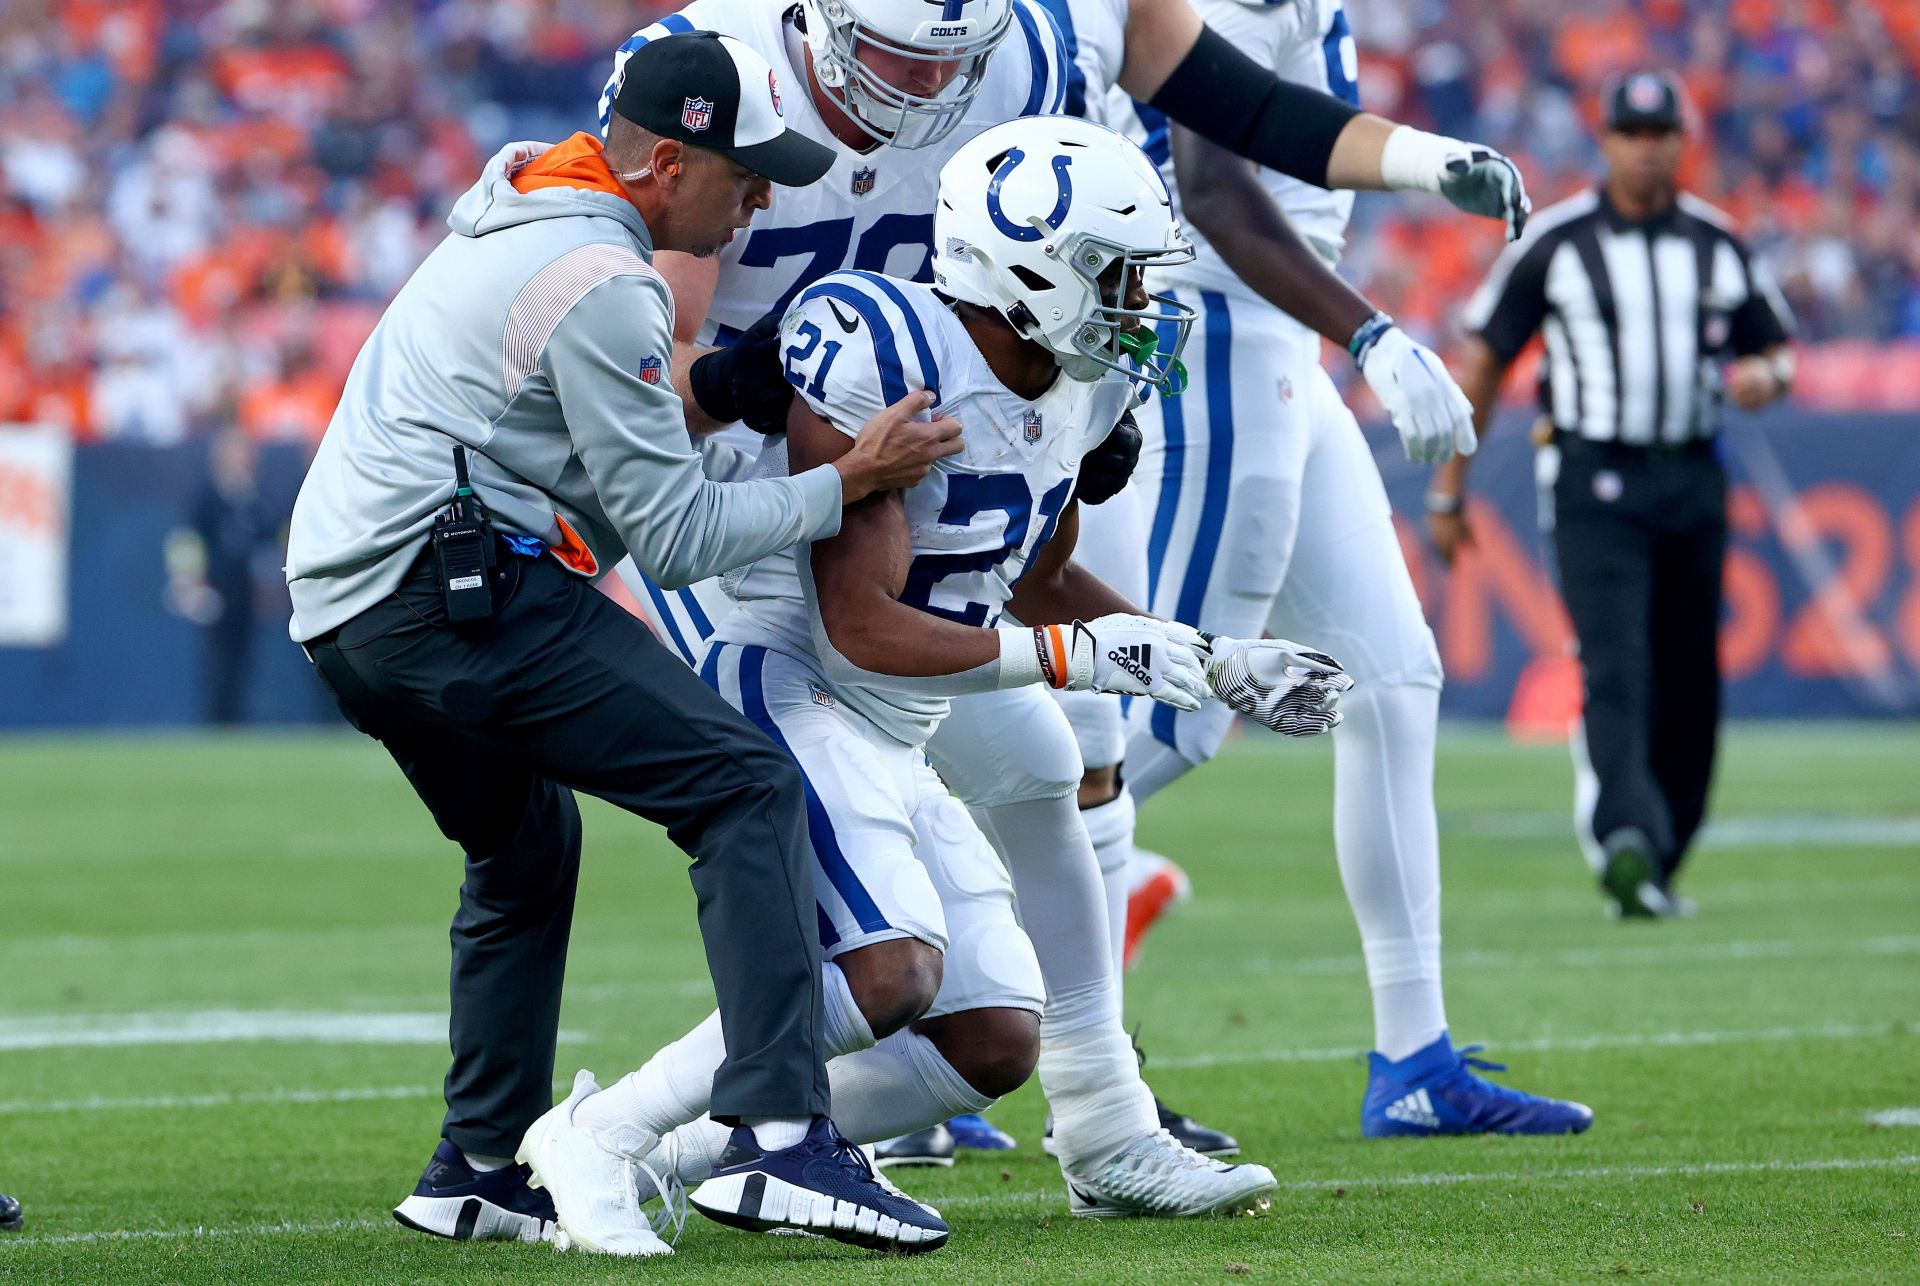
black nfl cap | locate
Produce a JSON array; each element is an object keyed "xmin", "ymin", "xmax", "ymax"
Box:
[
  {"xmin": 610, "ymin": 31, "xmax": 833, "ymax": 187},
  {"xmin": 1606, "ymin": 70, "xmax": 1685, "ymax": 132}
]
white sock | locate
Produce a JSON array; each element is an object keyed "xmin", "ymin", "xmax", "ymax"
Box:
[
  {"xmin": 1333, "ymin": 680, "xmax": 1447, "ymax": 1061},
  {"xmin": 744, "ymin": 1116, "xmax": 809, "ymax": 1150},
  {"xmin": 970, "ymin": 796, "xmax": 1118, "ymax": 1040},
  {"xmin": 1079, "ymin": 787, "xmax": 1136, "ymax": 1003},
  {"xmin": 462, "ymin": 1150, "xmax": 511, "ymax": 1173},
  {"xmin": 822, "ymin": 1029, "xmax": 994, "ymax": 1143},
  {"xmin": 576, "ymin": 962, "xmax": 874, "ymax": 1156},
  {"xmin": 1037, "ymin": 1027, "xmax": 1157, "ymax": 1171}
]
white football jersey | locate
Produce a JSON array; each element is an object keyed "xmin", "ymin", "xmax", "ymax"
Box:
[
  {"xmin": 716, "ymin": 270, "xmax": 1131, "ymax": 745},
  {"xmin": 1031, "ymin": 0, "xmax": 1127, "ymax": 121},
  {"xmin": 600, "ymin": 0, "xmax": 1070, "ymax": 346},
  {"xmin": 1106, "ymin": 0, "xmax": 1360, "ymax": 295}
]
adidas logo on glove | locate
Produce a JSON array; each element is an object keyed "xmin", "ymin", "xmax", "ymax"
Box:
[{"xmin": 1108, "ymin": 643, "xmax": 1153, "ymax": 686}]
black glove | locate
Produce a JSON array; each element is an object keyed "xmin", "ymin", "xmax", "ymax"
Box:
[
  {"xmin": 687, "ymin": 308, "xmax": 795, "ymax": 435},
  {"xmin": 1073, "ymin": 408, "xmax": 1143, "ymax": 505}
]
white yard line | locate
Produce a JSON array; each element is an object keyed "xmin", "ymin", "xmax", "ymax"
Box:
[
  {"xmin": 1151, "ymin": 1020, "xmax": 1919, "ymax": 1070},
  {"xmin": 0, "ymin": 1084, "xmax": 438, "ymax": 1116},
  {"xmin": 1866, "ymin": 1108, "xmax": 1920, "ymax": 1128},
  {"xmin": 9, "ymin": 1155, "xmax": 1915, "ymax": 1248},
  {"xmin": 0, "ymin": 1009, "xmax": 587, "ymax": 1051},
  {"xmin": 1221, "ymin": 934, "xmax": 1920, "ymax": 979}
]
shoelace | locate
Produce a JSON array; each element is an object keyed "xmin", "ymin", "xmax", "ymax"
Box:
[
  {"xmin": 633, "ymin": 1155, "xmax": 687, "ymax": 1246},
  {"xmin": 1457, "ymin": 1045, "xmax": 1511, "ymax": 1075},
  {"xmin": 1124, "ymin": 1129, "xmax": 1225, "ymax": 1177}
]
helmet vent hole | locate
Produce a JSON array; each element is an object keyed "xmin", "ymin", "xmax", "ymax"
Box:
[{"xmin": 1010, "ymin": 265, "xmax": 1054, "ymax": 292}]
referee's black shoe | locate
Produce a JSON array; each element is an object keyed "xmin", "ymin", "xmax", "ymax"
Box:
[
  {"xmin": 1600, "ymin": 829, "xmax": 1685, "ymax": 920},
  {"xmin": 393, "ymin": 1140, "xmax": 556, "ymax": 1242},
  {"xmin": 1, "ymin": 1192, "xmax": 22, "ymax": 1232}
]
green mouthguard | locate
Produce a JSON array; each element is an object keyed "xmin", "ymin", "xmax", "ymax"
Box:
[{"xmin": 1116, "ymin": 328, "xmax": 1189, "ymax": 396}]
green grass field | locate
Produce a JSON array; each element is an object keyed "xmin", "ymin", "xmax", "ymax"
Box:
[{"xmin": 1, "ymin": 723, "xmax": 1916, "ymax": 1283}]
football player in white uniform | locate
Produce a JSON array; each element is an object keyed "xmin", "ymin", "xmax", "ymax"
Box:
[
  {"xmin": 606, "ymin": 0, "xmax": 1539, "ymax": 1161},
  {"xmin": 521, "ymin": 119, "xmax": 1350, "ymax": 1252},
  {"xmin": 1084, "ymin": 0, "xmax": 1592, "ymax": 1138}
]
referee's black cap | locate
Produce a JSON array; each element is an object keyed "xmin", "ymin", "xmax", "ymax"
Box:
[
  {"xmin": 609, "ymin": 31, "xmax": 833, "ymax": 187},
  {"xmin": 1605, "ymin": 70, "xmax": 1685, "ymax": 133}
]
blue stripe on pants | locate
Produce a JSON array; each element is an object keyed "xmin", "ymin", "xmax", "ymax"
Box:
[
  {"xmin": 733, "ymin": 645, "xmax": 891, "ymax": 945},
  {"xmin": 1151, "ymin": 291, "xmax": 1234, "ymax": 749},
  {"xmin": 1144, "ymin": 289, "xmax": 1186, "ymax": 612}
]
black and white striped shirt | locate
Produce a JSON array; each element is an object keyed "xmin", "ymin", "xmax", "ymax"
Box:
[{"xmin": 1462, "ymin": 188, "xmax": 1793, "ymax": 444}]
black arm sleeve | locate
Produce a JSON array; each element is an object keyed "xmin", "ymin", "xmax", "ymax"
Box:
[
  {"xmin": 1726, "ymin": 237, "xmax": 1793, "ymax": 356},
  {"xmin": 1147, "ymin": 24, "xmax": 1359, "ymax": 191}
]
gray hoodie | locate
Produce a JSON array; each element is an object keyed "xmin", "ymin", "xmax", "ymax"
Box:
[{"xmin": 285, "ymin": 139, "xmax": 842, "ymax": 642}]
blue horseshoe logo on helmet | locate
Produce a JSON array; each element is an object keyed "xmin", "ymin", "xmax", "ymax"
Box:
[{"xmin": 986, "ymin": 148, "xmax": 1073, "ymax": 242}]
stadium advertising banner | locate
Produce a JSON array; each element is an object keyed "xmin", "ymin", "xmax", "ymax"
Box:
[
  {"xmin": 1375, "ymin": 409, "xmax": 1920, "ymax": 724},
  {"xmin": 0, "ymin": 425, "xmax": 72, "ymax": 647}
]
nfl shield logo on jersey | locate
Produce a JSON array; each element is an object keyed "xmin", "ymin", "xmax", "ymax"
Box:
[
  {"xmin": 851, "ymin": 166, "xmax": 877, "ymax": 197},
  {"xmin": 681, "ymin": 96, "xmax": 714, "ymax": 132},
  {"xmin": 1023, "ymin": 409, "xmax": 1043, "ymax": 443},
  {"xmin": 639, "ymin": 355, "xmax": 664, "ymax": 384}
]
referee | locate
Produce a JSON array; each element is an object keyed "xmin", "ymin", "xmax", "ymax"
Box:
[
  {"xmin": 1430, "ymin": 71, "xmax": 1794, "ymax": 919},
  {"xmin": 287, "ymin": 33, "xmax": 954, "ymax": 1249}
]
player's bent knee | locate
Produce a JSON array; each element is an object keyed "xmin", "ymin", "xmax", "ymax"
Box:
[
  {"xmin": 836, "ymin": 938, "xmax": 944, "ymax": 1038},
  {"xmin": 915, "ymin": 1007, "xmax": 1042, "ymax": 1100}
]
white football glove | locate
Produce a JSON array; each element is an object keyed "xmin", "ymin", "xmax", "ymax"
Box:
[
  {"xmin": 1378, "ymin": 126, "xmax": 1531, "ymax": 242},
  {"xmin": 1360, "ymin": 325, "xmax": 1478, "ymax": 465},
  {"xmin": 1201, "ymin": 637, "xmax": 1353, "ymax": 737},
  {"xmin": 1036, "ymin": 615, "xmax": 1210, "ymax": 711}
]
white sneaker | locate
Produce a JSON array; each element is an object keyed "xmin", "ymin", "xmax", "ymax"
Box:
[
  {"xmin": 1062, "ymin": 1129, "xmax": 1275, "ymax": 1218},
  {"xmin": 516, "ymin": 1070, "xmax": 671, "ymax": 1256}
]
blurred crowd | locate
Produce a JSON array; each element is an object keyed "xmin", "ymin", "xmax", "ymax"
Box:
[{"xmin": 1, "ymin": 0, "xmax": 1916, "ymax": 446}]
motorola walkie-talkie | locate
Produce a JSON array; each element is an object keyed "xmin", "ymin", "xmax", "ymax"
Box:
[{"xmin": 432, "ymin": 446, "xmax": 497, "ymax": 623}]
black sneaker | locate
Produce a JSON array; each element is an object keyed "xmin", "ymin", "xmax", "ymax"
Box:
[
  {"xmin": 690, "ymin": 1117, "xmax": 949, "ymax": 1253},
  {"xmin": 872, "ymin": 1122, "xmax": 957, "ymax": 1168},
  {"xmin": 393, "ymin": 1139, "xmax": 556, "ymax": 1242},
  {"xmin": 0, "ymin": 1193, "xmax": 21, "ymax": 1233},
  {"xmin": 1600, "ymin": 829, "xmax": 1672, "ymax": 919}
]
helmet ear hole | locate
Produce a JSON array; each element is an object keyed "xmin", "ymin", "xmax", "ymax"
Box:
[{"xmin": 1009, "ymin": 265, "xmax": 1053, "ymax": 293}]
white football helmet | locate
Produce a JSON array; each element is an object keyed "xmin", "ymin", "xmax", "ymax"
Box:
[
  {"xmin": 932, "ymin": 116, "xmax": 1196, "ymax": 394},
  {"xmin": 798, "ymin": 0, "xmax": 1015, "ymax": 150}
]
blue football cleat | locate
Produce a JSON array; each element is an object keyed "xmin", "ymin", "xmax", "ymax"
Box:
[
  {"xmin": 1362, "ymin": 1034, "xmax": 1594, "ymax": 1138},
  {"xmin": 947, "ymin": 1113, "xmax": 1017, "ymax": 1151},
  {"xmin": 690, "ymin": 1117, "xmax": 949, "ymax": 1253},
  {"xmin": 393, "ymin": 1139, "xmax": 556, "ymax": 1241}
]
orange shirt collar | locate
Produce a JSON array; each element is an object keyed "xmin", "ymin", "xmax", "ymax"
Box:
[{"xmin": 510, "ymin": 133, "xmax": 637, "ymax": 208}]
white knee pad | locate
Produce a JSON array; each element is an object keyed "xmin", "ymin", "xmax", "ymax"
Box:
[
  {"xmin": 929, "ymin": 686, "xmax": 1084, "ymax": 806},
  {"xmin": 911, "ymin": 777, "xmax": 1048, "ymax": 1018}
]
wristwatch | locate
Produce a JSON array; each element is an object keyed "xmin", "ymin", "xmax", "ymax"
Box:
[{"xmin": 1425, "ymin": 491, "xmax": 1464, "ymax": 516}]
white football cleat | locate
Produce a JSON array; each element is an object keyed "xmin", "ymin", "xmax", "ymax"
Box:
[
  {"xmin": 1062, "ymin": 1129, "xmax": 1276, "ymax": 1219},
  {"xmin": 516, "ymin": 1069, "xmax": 672, "ymax": 1257}
]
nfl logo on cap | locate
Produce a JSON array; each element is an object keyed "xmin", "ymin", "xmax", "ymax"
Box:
[
  {"xmin": 1023, "ymin": 409, "xmax": 1043, "ymax": 443},
  {"xmin": 851, "ymin": 166, "xmax": 877, "ymax": 197},
  {"xmin": 639, "ymin": 355, "xmax": 664, "ymax": 384},
  {"xmin": 681, "ymin": 96, "xmax": 714, "ymax": 132}
]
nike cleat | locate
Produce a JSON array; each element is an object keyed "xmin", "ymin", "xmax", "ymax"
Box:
[
  {"xmin": 947, "ymin": 1113, "xmax": 1017, "ymax": 1151},
  {"xmin": 516, "ymin": 1069, "xmax": 672, "ymax": 1256},
  {"xmin": 1044, "ymin": 1097, "xmax": 1239, "ymax": 1160},
  {"xmin": 1362, "ymin": 1033, "xmax": 1594, "ymax": 1137},
  {"xmin": 872, "ymin": 1122, "xmax": 956, "ymax": 1168},
  {"xmin": 690, "ymin": 1117, "xmax": 949, "ymax": 1253},
  {"xmin": 1063, "ymin": 1130, "xmax": 1274, "ymax": 1218},
  {"xmin": 392, "ymin": 1139, "xmax": 555, "ymax": 1242},
  {"xmin": 1124, "ymin": 849, "xmax": 1192, "ymax": 969}
]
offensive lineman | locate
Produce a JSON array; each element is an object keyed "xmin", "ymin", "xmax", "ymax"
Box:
[
  {"xmin": 519, "ymin": 117, "xmax": 1351, "ymax": 1254},
  {"xmin": 1102, "ymin": 0, "xmax": 1592, "ymax": 1136}
]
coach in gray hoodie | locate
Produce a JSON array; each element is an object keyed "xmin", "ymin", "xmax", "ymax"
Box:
[{"xmin": 289, "ymin": 32, "xmax": 957, "ymax": 1250}]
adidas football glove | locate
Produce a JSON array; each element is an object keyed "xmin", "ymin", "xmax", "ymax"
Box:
[
  {"xmin": 1032, "ymin": 615, "xmax": 1210, "ymax": 711},
  {"xmin": 1202, "ymin": 637, "xmax": 1354, "ymax": 737}
]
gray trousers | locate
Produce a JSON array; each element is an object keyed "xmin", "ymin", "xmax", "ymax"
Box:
[{"xmin": 307, "ymin": 549, "xmax": 829, "ymax": 1156}]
